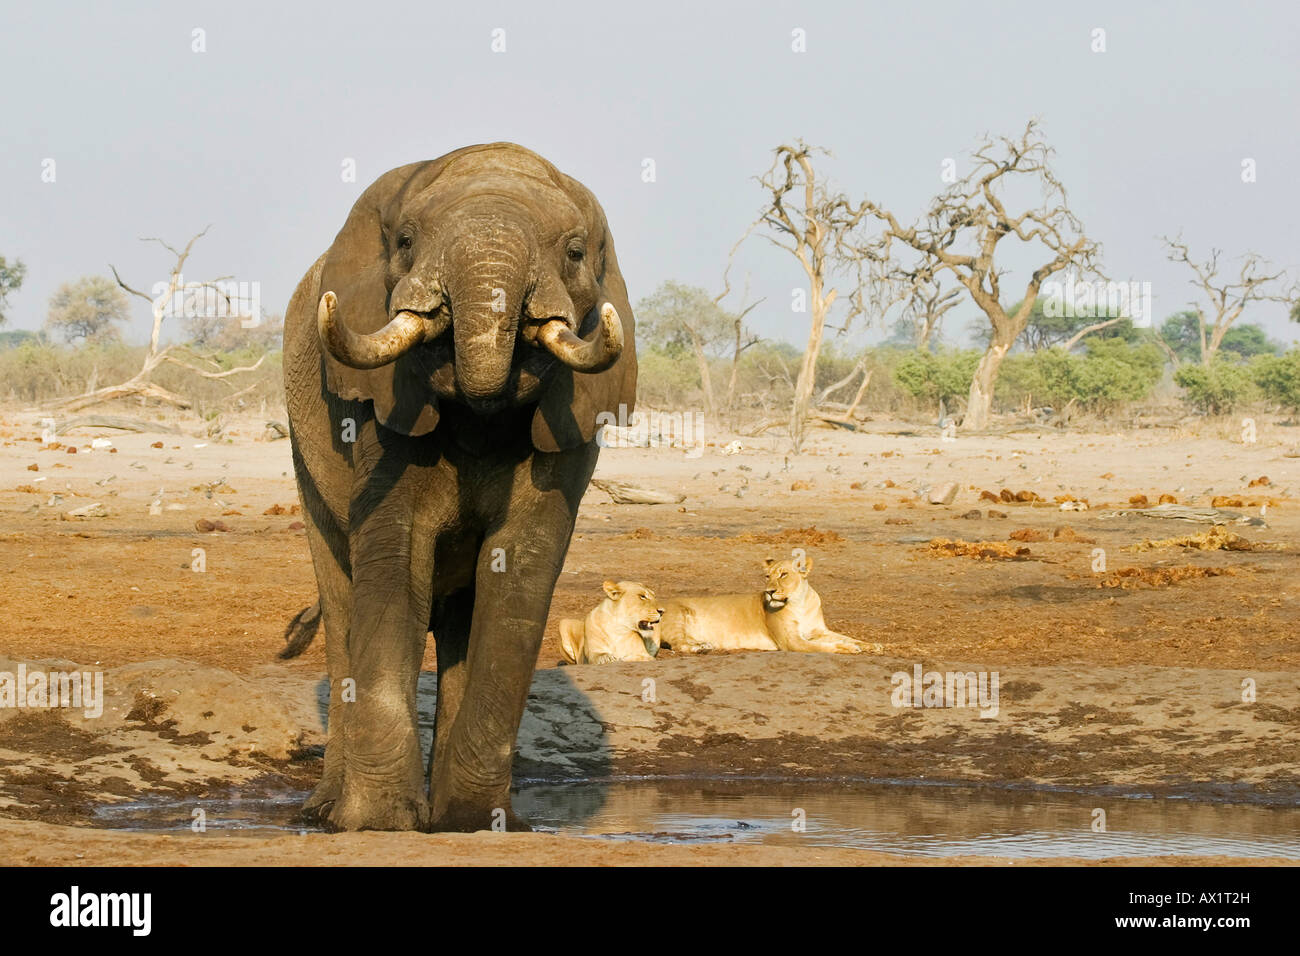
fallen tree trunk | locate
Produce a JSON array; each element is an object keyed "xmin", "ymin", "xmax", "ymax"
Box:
[
  {"xmin": 52, "ymin": 381, "xmax": 192, "ymax": 413},
  {"xmin": 1098, "ymin": 504, "xmax": 1264, "ymax": 526},
  {"xmin": 742, "ymin": 418, "xmax": 786, "ymax": 437},
  {"xmin": 812, "ymin": 416, "xmax": 859, "ymax": 431},
  {"xmin": 589, "ymin": 479, "xmax": 686, "ymax": 505},
  {"xmin": 53, "ymin": 415, "xmax": 183, "ymax": 436}
]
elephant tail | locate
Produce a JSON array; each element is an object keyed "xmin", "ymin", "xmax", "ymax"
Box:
[
  {"xmin": 558, "ymin": 619, "xmax": 584, "ymax": 665},
  {"xmin": 280, "ymin": 599, "xmax": 323, "ymax": 659}
]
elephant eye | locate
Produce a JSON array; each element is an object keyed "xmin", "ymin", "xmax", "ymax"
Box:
[
  {"xmin": 566, "ymin": 240, "xmax": 585, "ymax": 262},
  {"xmin": 396, "ymin": 233, "xmax": 413, "ymax": 250}
]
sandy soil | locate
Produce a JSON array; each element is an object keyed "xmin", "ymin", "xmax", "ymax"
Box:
[{"xmin": 0, "ymin": 405, "xmax": 1297, "ymax": 864}]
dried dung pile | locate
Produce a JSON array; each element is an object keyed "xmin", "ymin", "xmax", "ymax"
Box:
[
  {"xmin": 924, "ymin": 538, "xmax": 1031, "ymax": 560},
  {"xmin": 1126, "ymin": 525, "xmax": 1255, "ymax": 553},
  {"xmin": 1099, "ymin": 566, "xmax": 1236, "ymax": 588}
]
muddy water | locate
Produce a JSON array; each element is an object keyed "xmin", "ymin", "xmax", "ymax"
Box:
[
  {"xmin": 517, "ymin": 780, "xmax": 1300, "ymax": 858},
  {"xmin": 91, "ymin": 779, "xmax": 1300, "ymax": 859}
]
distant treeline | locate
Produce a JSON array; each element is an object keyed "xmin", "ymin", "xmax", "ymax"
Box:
[
  {"xmin": 0, "ymin": 337, "xmax": 284, "ymax": 418},
  {"xmin": 3, "ymin": 322, "xmax": 1296, "ymax": 424}
]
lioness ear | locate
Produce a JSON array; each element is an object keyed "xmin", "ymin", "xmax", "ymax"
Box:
[
  {"xmin": 532, "ymin": 176, "xmax": 637, "ymax": 453},
  {"xmin": 802, "ymin": 555, "xmax": 814, "ymax": 574},
  {"xmin": 602, "ymin": 580, "xmax": 623, "ymax": 601}
]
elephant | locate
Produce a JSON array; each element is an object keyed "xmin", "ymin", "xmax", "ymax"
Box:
[{"xmin": 281, "ymin": 143, "xmax": 637, "ymax": 832}]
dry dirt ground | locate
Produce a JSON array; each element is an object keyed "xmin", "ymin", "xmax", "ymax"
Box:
[{"xmin": 0, "ymin": 405, "xmax": 1297, "ymax": 865}]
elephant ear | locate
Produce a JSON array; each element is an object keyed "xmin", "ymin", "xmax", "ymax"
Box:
[
  {"xmin": 531, "ymin": 179, "xmax": 638, "ymax": 453},
  {"xmin": 317, "ymin": 151, "xmax": 476, "ymax": 437}
]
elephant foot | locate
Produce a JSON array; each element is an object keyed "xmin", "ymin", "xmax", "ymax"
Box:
[
  {"xmin": 326, "ymin": 779, "xmax": 430, "ymax": 832},
  {"xmin": 296, "ymin": 775, "xmax": 342, "ymax": 826}
]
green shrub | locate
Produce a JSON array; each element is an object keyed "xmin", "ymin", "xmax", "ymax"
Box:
[
  {"xmin": 1174, "ymin": 361, "xmax": 1256, "ymax": 413},
  {"xmin": 1072, "ymin": 338, "xmax": 1163, "ymax": 407},
  {"xmin": 997, "ymin": 339, "xmax": 1162, "ymax": 411},
  {"xmin": 892, "ymin": 349, "xmax": 980, "ymax": 408},
  {"xmin": 633, "ymin": 345, "xmax": 705, "ymax": 408},
  {"xmin": 1252, "ymin": 349, "xmax": 1300, "ymax": 413},
  {"xmin": 0, "ymin": 341, "xmax": 284, "ymax": 416}
]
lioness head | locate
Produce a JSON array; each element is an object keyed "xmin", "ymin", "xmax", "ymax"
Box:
[
  {"xmin": 602, "ymin": 580, "xmax": 664, "ymax": 643},
  {"xmin": 761, "ymin": 555, "xmax": 813, "ymax": 609}
]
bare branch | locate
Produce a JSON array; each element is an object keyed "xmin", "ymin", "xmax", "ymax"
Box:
[
  {"xmin": 746, "ymin": 141, "xmax": 881, "ymax": 449},
  {"xmin": 857, "ymin": 120, "xmax": 1103, "ymax": 428},
  {"xmin": 108, "ymin": 264, "xmax": 155, "ymax": 303},
  {"xmin": 73, "ymin": 226, "xmax": 266, "ymax": 413},
  {"xmin": 162, "ymin": 351, "xmax": 267, "ymax": 379},
  {"xmin": 1162, "ymin": 234, "xmax": 1291, "ymax": 364},
  {"xmin": 815, "ymin": 354, "xmax": 869, "ymax": 406},
  {"xmin": 1060, "ymin": 315, "xmax": 1127, "ymax": 352}
]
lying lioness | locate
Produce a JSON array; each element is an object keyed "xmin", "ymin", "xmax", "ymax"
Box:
[
  {"xmin": 559, "ymin": 581, "xmax": 664, "ymax": 664},
  {"xmin": 658, "ymin": 556, "xmax": 867, "ymax": 654}
]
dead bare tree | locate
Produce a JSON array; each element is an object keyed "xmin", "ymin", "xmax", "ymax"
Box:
[
  {"xmin": 748, "ymin": 142, "xmax": 874, "ymax": 450},
  {"xmin": 1150, "ymin": 327, "xmax": 1183, "ymax": 368},
  {"xmin": 636, "ymin": 280, "xmax": 732, "ymax": 420},
  {"xmin": 723, "ymin": 300, "xmax": 763, "ymax": 429},
  {"xmin": 813, "ymin": 355, "xmax": 872, "ymax": 424},
  {"xmin": 743, "ymin": 354, "xmax": 796, "ymax": 435},
  {"xmin": 867, "ymin": 257, "xmax": 962, "ymax": 350},
  {"xmin": 1060, "ymin": 314, "xmax": 1129, "ymax": 353},
  {"xmin": 55, "ymin": 227, "xmax": 265, "ymax": 412},
  {"xmin": 861, "ymin": 120, "xmax": 1103, "ymax": 429},
  {"xmin": 1162, "ymin": 235, "xmax": 1293, "ymax": 366},
  {"xmin": 713, "ymin": 242, "xmax": 765, "ymax": 429},
  {"xmin": 682, "ymin": 316, "xmax": 718, "ymax": 422},
  {"xmin": 901, "ymin": 262, "xmax": 962, "ymax": 349}
]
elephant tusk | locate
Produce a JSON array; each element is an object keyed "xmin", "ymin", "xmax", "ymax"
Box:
[
  {"xmin": 317, "ymin": 291, "xmax": 449, "ymax": 369},
  {"xmin": 537, "ymin": 302, "xmax": 624, "ymax": 373}
]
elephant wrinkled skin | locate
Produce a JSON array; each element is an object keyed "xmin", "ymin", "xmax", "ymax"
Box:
[{"xmin": 282, "ymin": 143, "xmax": 637, "ymax": 832}]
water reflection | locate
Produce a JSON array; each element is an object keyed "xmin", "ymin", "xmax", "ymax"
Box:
[
  {"xmin": 91, "ymin": 779, "xmax": 1300, "ymax": 859},
  {"xmin": 515, "ymin": 780, "xmax": 1300, "ymax": 859}
]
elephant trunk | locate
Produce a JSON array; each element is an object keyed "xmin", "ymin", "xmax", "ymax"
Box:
[{"xmin": 445, "ymin": 229, "xmax": 531, "ymax": 402}]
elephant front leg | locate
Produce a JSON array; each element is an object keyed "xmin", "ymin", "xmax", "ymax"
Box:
[
  {"xmin": 295, "ymin": 465, "xmax": 353, "ymax": 824},
  {"xmin": 327, "ymin": 518, "xmax": 432, "ymax": 832},
  {"xmin": 302, "ymin": 600, "xmax": 350, "ymax": 822},
  {"xmin": 427, "ymin": 500, "xmax": 576, "ymax": 832}
]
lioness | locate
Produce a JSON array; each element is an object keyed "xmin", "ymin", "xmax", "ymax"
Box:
[
  {"xmin": 559, "ymin": 581, "xmax": 664, "ymax": 664},
  {"xmin": 658, "ymin": 556, "xmax": 867, "ymax": 654}
]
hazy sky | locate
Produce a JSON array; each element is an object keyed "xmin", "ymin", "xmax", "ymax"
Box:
[{"xmin": 2, "ymin": 0, "xmax": 1297, "ymax": 349}]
